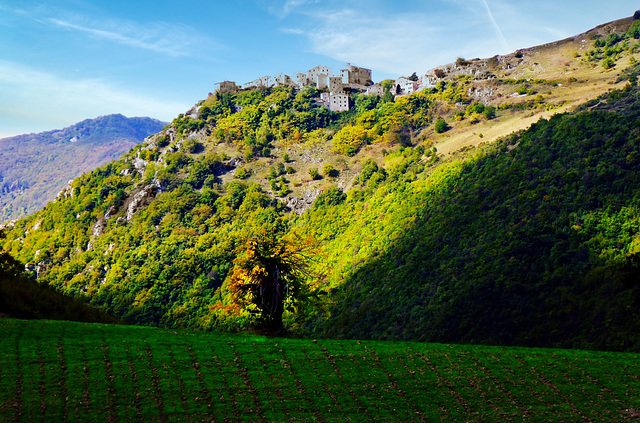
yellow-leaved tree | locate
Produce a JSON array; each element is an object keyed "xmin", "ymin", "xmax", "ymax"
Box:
[{"xmin": 227, "ymin": 230, "xmax": 319, "ymax": 334}]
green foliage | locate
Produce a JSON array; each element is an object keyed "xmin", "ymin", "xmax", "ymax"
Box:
[
  {"xmin": 298, "ymin": 85, "xmax": 640, "ymax": 350},
  {"xmin": 434, "ymin": 117, "xmax": 449, "ymax": 133},
  {"xmin": 308, "ymin": 168, "xmax": 321, "ymax": 180},
  {"xmin": 482, "ymin": 105, "xmax": 496, "ymax": 120},
  {"xmin": 603, "ymin": 58, "xmax": 615, "ymax": 69},
  {"xmin": 332, "ymin": 125, "xmax": 369, "ymax": 156},
  {"xmin": 313, "ymin": 186, "xmax": 346, "ymax": 208},
  {"xmin": 183, "ymin": 138, "xmax": 203, "ymax": 154},
  {"xmin": 322, "ymin": 163, "xmax": 337, "ymax": 178},
  {"xmin": 235, "ymin": 167, "xmax": 250, "ymax": 179}
]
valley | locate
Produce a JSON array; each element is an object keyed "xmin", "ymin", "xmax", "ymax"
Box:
[{"xmin": 2, "ymin": 14, "xmax": 640, "ymax": 349}]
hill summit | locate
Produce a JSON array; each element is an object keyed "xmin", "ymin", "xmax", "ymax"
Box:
[{"xmin": 0, "ymin": 114, "xmax": 167, "ymax": 221}]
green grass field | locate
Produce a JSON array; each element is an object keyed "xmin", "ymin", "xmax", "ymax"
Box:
[{"xmin": 1, "ymin": 319, "xmax": 639, "ymax": 422}]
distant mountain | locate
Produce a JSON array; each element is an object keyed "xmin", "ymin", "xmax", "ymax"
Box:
[{"xmin": 0, "ymin": 114, "xmax": 167, "ymax": 221}]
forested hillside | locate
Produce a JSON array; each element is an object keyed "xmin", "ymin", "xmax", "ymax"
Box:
[
  {"xmin": 2, "ymin": 16, "xmax": 640, "ymax": 351},
  {"xmin": 0, "ymin": 114, "xmax": 166, "ymax": 221}
]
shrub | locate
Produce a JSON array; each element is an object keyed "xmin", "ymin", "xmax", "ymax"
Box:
[
  {"xmin": 322, "ymin": 164, "xmax": 337, "ymax": 178},
  {"xmin": 313, "ymin": 186, "xmax": 346, "ymax": 208},
  {"xmin": 332, "ymin": 125, "xmax": 369, "ymax": 156},
  {"xmin": 434, "ymin": 118, "xmax": 449, "ymax": 133},
  {"xmin": 308, "ymin": 168, "xmax": 321, "ymax": 180},
  {"xmin": 157, "ymin": 135, "xmax": 169, "ymax": 148},
  {"xmin": 235, "ymin": 167, "xmax": 250, "ymax": 179},
  {"xmin": 483, "ymin": 106, "xmax": 496, "ymax": 120},
  {"xmin": 183, "ymin": 139, "xmax": 203, "ymax": 154},
  {"xmin": 603, "ymin": 58, "xmax": 615, "ymax": 70}
]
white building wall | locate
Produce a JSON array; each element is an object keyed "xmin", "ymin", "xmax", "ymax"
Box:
[
  {"xmin": 309, "ymin": 65, "xmax": 331, "ymax": 82},
  {"xmin": 330, "ymin": 93, "xmax": 349, "ymax": 112}
]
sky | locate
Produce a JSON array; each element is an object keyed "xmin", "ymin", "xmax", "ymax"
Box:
[{"xmin": 0, "ymin": 0, "xmax": 638, "ymax": 138}]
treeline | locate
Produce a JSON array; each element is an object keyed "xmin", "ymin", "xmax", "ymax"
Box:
[{"xmin": 299, "ymin": 83, "xmax": 640, "ymax": 351}]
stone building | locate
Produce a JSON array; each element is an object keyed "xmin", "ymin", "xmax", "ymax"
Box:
[
  {"xmin": 308, "ymin": 65, "xmax": 331, "ymax": 82},
  {"xmin": 274, "ymin": 73, "xmax": 294, "ymax": 87},
  {"xmin": 340, "ymin": 63, "xmax": 373, "ymax": 86},
  {"xmin": 315, "ymin": 73, "xmax": 328, "ymax": 90},
  {"xmin": 394, "ymin": 77, "xmax": 419, "ymax": 95},
  {"xmin": 329, "ymin": 93, "xmax": 349, "ymax": 112},
  {"xmin": 214, "ymin": 81, "xmax": 239, "ymax": 94},
  {"xmin": 293, "ymin": 73, "xmax": 309, "ymax": 88},
  {"xmin": 328, "ymin": 76, "xmax": 345, "ymax": 93},
  {"xmin": 365, "ymin": 83, "xmax": 385, "ymax": 96}
]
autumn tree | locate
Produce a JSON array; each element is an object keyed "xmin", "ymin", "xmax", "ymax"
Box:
[{"xmin": 227, "ymin": 231, "xmax": 318, "ymax": 334}]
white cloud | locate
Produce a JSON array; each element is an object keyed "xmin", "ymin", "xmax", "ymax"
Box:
[
  {"xmin": 284, "ymin": 7, "xmax": 497, "ymax": 76},
  {"xmin": 1, "ymin": 3, "xmax": 222, "ymax": 58},
  {"xmin": 0, "ymin": 60, "xmax": 189, "ymax": 136},
  {"xmin": 43, "ymin": 16, "xmax": 218, "ymax": 57}
]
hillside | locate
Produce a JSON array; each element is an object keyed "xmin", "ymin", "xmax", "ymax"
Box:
[
  {"xmin": 0, "ymin": 114, "xmax": 166, "ymax": 222},
  {"xmin": 1, "ymin": 319, "xmax": 639, "ymax": 422},
  {"xmin": 2, "ymin": 15, "xmax": 640, "ymax": 350}
]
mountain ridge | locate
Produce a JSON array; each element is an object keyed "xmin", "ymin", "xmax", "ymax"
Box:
[{"xmin": 0, "ymin": 114, "xmax": 167, "ymax": 221}]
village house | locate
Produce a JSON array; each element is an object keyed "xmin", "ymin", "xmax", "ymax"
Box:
[
  {"xmin": 214, "ymin": 81, "xmax": 239, "ymax": 94},
  {"xmin": 274, "ymin": 73, "xmax": 295, "ymax": 87},
  {"xmin": 340, "ymin": 63, "xmax": 373, "ymax": 86},
  {"xmin": 328, "ymin": 76, "xmax": 345, "ymax": 93},
  {"xmin": 394, "ymin": 77, "xmax": 419, "ymax": 95},
  {"xmin": 365, "ymin": 83, "xmax": 385, "ymax": 96},
  {"xmin": 308, "ymin": 65, "xmax": 331, "ymax": 82},
  {"xmin": 293, "ymin": 73, "xmax": 309, "ymax": 88},
  {"xmin": 420, "ymin": 73, "xmax": 438, "ymax": 89},
  {"xmin": 329, "ymin": 93, "xmax": 349, "ymax": 112},
  {"xmin": 315, "ymin": 73, "xmax": 328, "ymax": 90}
]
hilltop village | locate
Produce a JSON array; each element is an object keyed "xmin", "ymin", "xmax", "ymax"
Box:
[{"xmin": 214, "ymin": 63, "xmax": 439, "ymax": 112}]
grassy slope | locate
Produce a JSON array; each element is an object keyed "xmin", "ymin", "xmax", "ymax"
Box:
[{"xmin": 1, "ymin": 318, "xmax": 639, "ymax": 422}]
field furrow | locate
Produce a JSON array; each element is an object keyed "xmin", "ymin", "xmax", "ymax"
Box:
[{"xmin": 2, "ymin": 320, "xmax": 640, "ymax": 422}]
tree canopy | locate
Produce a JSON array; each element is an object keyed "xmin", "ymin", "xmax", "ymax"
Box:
[{"xmin": 227, "ymin": 230, "xmax": 318, "ymax": 333}]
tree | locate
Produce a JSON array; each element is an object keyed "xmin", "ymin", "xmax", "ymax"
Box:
[
  {"xmin": 434, "ymin": 117, "xmax": 449, "ymax": 133},
  {"xmin": 227, "ymin": 231, "xmax": 318, "ymax": 333}
]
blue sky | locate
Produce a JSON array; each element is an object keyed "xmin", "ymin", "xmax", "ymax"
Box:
[{"xmin": 0, "ymin": 0, "xmax": 638, "ymax": 138}]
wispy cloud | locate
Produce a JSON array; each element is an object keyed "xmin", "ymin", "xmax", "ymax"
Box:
[
  {"xmin": 45, "ymin": 18, "xmax": 187, "ymax": 57},
  {"xmin": 0, "ymin": 60, "xmax": 189, "ymax": 136},
  {"xmin": 268, "ymin": 0, "xmax": 322, "ymax": 18},
  {"xmin": 43, "ymin": 17, "xmax": 215, "ymax": 57},
  {"xmin": 279, "ymin": 4, "xmax": 504, "ymax": 76},
  {"xmin": 1, "ymin": 3, "xmax": 221, "ymax": 58}
]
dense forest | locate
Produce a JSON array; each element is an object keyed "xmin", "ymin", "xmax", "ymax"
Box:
[{"xmin": 3, "ymin": 19, "xmax": 640, "ymax": 351}]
